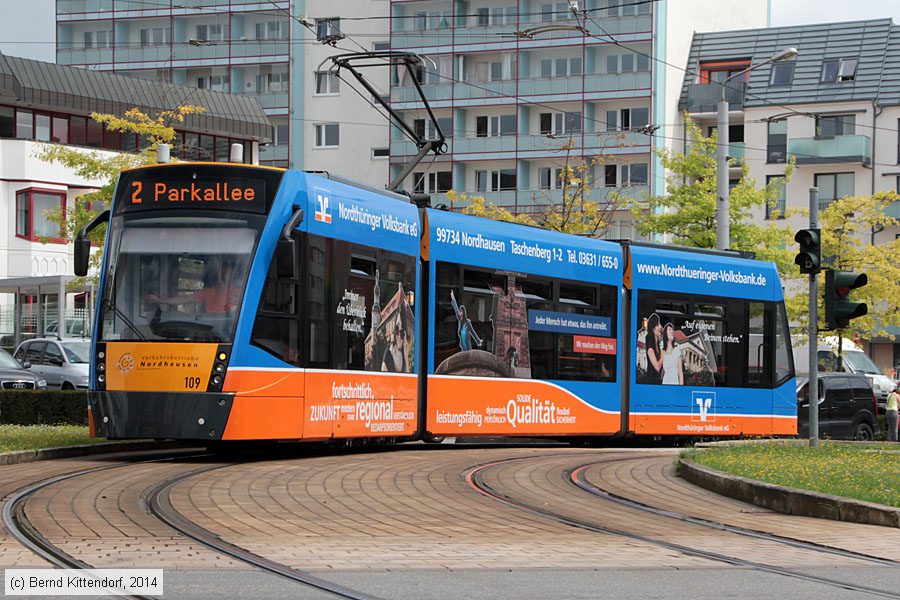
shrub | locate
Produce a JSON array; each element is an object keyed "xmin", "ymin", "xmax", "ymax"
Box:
[{"xmin": 0, "ymin": 391, "xmax": 88, "ymax": 426}]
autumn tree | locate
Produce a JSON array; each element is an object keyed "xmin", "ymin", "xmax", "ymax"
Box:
[
  {"xmin": 790, "ymin": 192, "xmax": 900, "ymax": 338},
  {"xmin": 37, "ymin": 106, "xmax": 206, "ymax": 275},
  {"xmin": 631, "ymin": 117, "xmax": 796, "ymax": 272},
  {"xmin": 452, "ymin": 138, "xmax": 631, "ymax": 236}
]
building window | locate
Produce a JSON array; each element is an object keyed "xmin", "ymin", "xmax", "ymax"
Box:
[
  {"xmin": 607, "ymin": 107, "xmax": 649, "ymax": 132},
  {"xmin": 255, "ymin": 21, "xmax": 289, "ymax": 40},
  {"xmin": 769, "ymin": 62, "xmax": 795, "ymax": 86},
  {"xmin": 475, "ymin": 114, "xmax": 515, "ymax": 137},
  {"xmin": 140, "ymin": 27, "xmax": 170, "ymax": 46},
  {"xmin": 15, "ymin": 189, "xmax": 65, "ymax": 242},
  {"xmin": 821, "ymin": 59, "xmax": 840, "ymax": 83},
  {"xmin": 815, "ymin": 114, "xmax": 855, "ymax": 138},
  {"xmin": 371, "ymin": 147, "xmax": 389, "ymax": 159},
  {"xmin": 316, "ymin": 18, "xmax": 340, "ymax": 40},
  {"xmin": 700, "ymin": 60, "xmax": 751, "ymax": 84},
  {"xmin": 475, "ymin": 169, "xmax": 516, "ymax": 192},
  {"xmin": 606, "ymin": 53, "xmax": 649, "ymax": 74},
  {"xmin": 267, "ymin": 72, "xmax": 290, "ymax": 93},
  {"xmin": 539, "ymin": 112, "xmax": 582, "ymax": 135},
  {"xmin": 314, "ymin": 71, "xmax": 339, "ymax": 95},
  {"xmin": 198, "ymin": 75, "xmax": 230, "ymax": 91},
  {"xmin": 606, "ymin": 0, "xmax": 652, "ymax": 16},
  {"xmin": 767, "ymin": 119, "xmax": 787, "ymax": 163},
  {"xmin": 83, "ymin": 30, "xmax": 111, "ymax": 49},
  {"xmin": 274, "ymin": 124, "xmax": 288, "ymax": 147},
  {"xmin": 195, "ymin": 24, "xmax": 225, "ymax": 41},
  {"xmin": 604, "ymin": 164, "xmax": 617, "ymax": 187},
  {"xmin": 373, "ymin": 42, "xmax": 390, "ymax": 52},
  {"xmin": 838, "ymin": 58, "xmax": 858, "ymax": 81},
  {"xmin": 766, "ymin": 175, "xmax": 786, "ymax": 219},
  {"xmin": 539, "ymin": 167, "xmax": 563, "ymax": 190},
  {"xmin": 412, "ymin": 171, "xmax": 452, "ymax": 194},
  {"xmin": 622, "ymin": 163, "xmax": 648, "ymax": 186},
  {"xmin": 815, "ymin": 172, "xmax": 854, "ymax": 209},
  {"xmin": 314, "ymin": 123, "xmax": 339, "ymax": 148},
  {"xmin": 414, "ymin": 118, "xmax": 449, "ymax": 140},
  {"xmin": 540, "ymin": 57, "xmax": 582, "ymax": 78},
  {"xmin": 15, "ymin": 110, "xmax": 32, "ymax": 139},
  {"xmin": 52, "ymin": 116, "xmax": 68, "ymax": 144}
]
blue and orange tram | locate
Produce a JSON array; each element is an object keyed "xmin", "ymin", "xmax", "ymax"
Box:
[{"xmin": 77, "ymin": 161, "xmax": 795, "ymax": 442}]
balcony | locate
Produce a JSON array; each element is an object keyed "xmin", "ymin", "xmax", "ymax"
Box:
[
  {"xmin": 231, "ymin": 40, "xmax": 289, "ymax": 59},
  {"xmin": 259, "ymin": 144, "xmax": 288, "ymax": 163},
  {"xmin": 450, "ymin": 186, "xmax": 649, "ymax": 211},
  {"xmin": 115, "ymin": 45, "xmax": 175, "ymax": 64},
  {"xmin": 171, "ymin": 44, "xmax": 230, "ymax": 62},
  {"xmin": 788, "ymin": 135, "xmax": 872, "ymax": 166},
  {"xmin": 389, "ymin": 13, "xmax": 651, "ymax": 51},
  {"xmin": 684, "ymin": 81, "xmax": 746, "ymax": 113},
  {"xmin": 56, "ymin": 47, "xmax": 114, "ymax": 66},
  {"xmin": 390, "ymin": 138, "xmax": 455, "ymax": 157},
  {"xmin": 57, "ymin": 0, "xmax": 113, "ymax": 14},
  {"xmin": 391, "ymin": 71, "xmax": 651, "ymax": 106}
]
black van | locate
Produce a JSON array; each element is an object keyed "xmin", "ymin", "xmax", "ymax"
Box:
[{"xmin": 797, "ymin": 373, "xmax": 879, "ymax": 441}]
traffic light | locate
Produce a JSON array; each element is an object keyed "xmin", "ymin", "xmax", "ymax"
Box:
[
  {"xmin": 794, "ymin": 228, "xmax": 821, "ymax": 274},
  {"xmin": 824, "ymin": 269, "xmax": 868, "ymax": 330}
]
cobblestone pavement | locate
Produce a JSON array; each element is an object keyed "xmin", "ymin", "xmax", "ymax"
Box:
[{"xmin": 1, "ymin": 445, "xmax": 898, "ymax": 577}]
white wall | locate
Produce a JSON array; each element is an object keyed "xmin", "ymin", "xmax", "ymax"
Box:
[
  {"xmin": 300, "ymin": 0, "xmax": 391, "ymax": 188},
  {"xmin": 0, "ymin": 140, "xmax": 108, "ymax": 279},
  {"xmin": 661, "ymin": 0, "xmax": 770, "ymax": 156}
]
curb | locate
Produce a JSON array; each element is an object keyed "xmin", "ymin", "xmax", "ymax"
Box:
[
  {"xmin": 677, "ymin": 457, "xmax": 900, "ymax": 529},
  {"xmin": 0, "ymin": 441, "xmax": 184, "ymax": 466}
]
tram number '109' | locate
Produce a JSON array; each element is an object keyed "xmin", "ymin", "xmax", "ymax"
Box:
[{"xmin": 184, "ymin": 377, "xmax": 202, "ymax": 390}]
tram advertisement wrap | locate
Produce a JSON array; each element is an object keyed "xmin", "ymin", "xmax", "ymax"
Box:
[
  {"xmin": 304, "ymin": 372, "xmax": 417, "ymax": 438},
  {"xmin": 427, "ymin": 376, "xmax": 619, "ymax": 435},
  {"xmin": 104, "ymin": 342, "xmax": 217, "ymax": 392}
]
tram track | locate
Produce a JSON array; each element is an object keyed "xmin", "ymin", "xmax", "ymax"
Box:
[
  {"xmin": 144, "ymin": 464, "xmax": 388, "ymax": 600},
  {"xmin": 2, "ymin": 446, "xmax": 387, "ymax": 600},
  {"xmin": 2, "ymin": 449, "xmax": 207, "ymax": 600},
  {"xmin": 466, "ymin": 454, "xmax": 900, "ymax": 599}
]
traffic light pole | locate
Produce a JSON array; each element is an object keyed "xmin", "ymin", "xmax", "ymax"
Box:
[{"xmin": 808, "ymin": 188, "xmax": 819, "ymax": 448}]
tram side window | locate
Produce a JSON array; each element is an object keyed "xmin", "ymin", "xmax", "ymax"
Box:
[
  {"xmin": 327, "ymin": 238, "xmax": 416, "ymax": 373},
  {"xmin": 774, "ymin": 303, "xmax": 795, "ymax": 385},
  {"xmin": 250, "ymin": 233, "xmax": 304, "ymax": 365},
  {"xmin": 307, "ymin": 235, "xmax": 333, "ymax": 367},
  {"xmin": 745, "ymin": 302, "xmax": 769, "ymax": 388},
  {"xmin": 433, "ymin": 261, "xmax": 617, "ymax": 382},
  {"xmin": 635, "ymin": 291, "xmax": 746, "ymax": 388}
]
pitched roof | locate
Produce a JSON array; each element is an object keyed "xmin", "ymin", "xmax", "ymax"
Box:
[
  {"xmin": 0, "ymin": 52, "xmax": 272, "ymax": 141},
  {"xmin": 679, "ymin": 18, "xmax": 900, "ymax": 110}
]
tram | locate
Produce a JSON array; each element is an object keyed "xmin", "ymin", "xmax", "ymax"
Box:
[{"xmin": 76, "ymin": 160, "xmax": 796, "ymax": 442}]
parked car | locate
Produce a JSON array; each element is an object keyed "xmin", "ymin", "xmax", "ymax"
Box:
[
  {"xmin": 796, "ymin": 373, "xmax": 879, "ymax": 441},
  {"xmin": 44, "ymin": 320, "xmax": 89, "ymax": 338},
  {"xmin": 0, "ymin": 348, "xmax": 46, "ymax": 390},
  {"xmin": 13, "ymin": 338, "xmax": 90, "ymax": 390}
]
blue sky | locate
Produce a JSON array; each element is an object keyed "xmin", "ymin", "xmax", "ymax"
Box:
[{"xmin": 0, "ymin": 0, "xmax": 899, "ymax": 63}]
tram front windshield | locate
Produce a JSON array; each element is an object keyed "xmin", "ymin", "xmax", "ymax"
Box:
[{"xmin": 99, "ymin": 212, "xmax": 264, "ymax": 343}]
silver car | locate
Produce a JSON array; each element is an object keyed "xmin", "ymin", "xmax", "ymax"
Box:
[
  {"xmin": 0, "ymin": 349, "xmax": 46, "ymax": 390},
  {"xmin": 13, "ymin": 338, "xmax": 90, "ymax": 390}
]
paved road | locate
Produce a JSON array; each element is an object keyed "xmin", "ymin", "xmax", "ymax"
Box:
[{"xmin": 1, "ymin": 445, "xmax": 897, "ymax": 599}]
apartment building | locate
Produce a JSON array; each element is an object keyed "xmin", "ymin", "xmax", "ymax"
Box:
[
  {"xmin": 388, "ymin": 0, "xmax": 770, "ymax": 238},
  {"xmin": 55, "ymin": 0, "xmax": 391, "ymax": 185},
  {"xmin": 679, "ymin": 18, "xmax": 900, "ymax": 372}
]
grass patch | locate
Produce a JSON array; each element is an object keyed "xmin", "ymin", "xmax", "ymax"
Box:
[
  {"xmin": 0, "ymin": 425, "xmax": 105, "ymax": 453},
  {"xmin": 685, "ymin": 441, "xmax": 900, "ymax": 508}
]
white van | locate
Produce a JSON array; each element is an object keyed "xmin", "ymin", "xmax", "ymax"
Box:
[{"xmin": 794, "ymin": 336, "xmax": 896, "ymax": 410}]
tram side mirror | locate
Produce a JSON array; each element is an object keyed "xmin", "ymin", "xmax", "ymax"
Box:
[
  {"xmin": 74, "ymin": 237, "xmax": 91, "ymax": 276},
  {"xmin": 276, "ymin": 237, "xmax": 297, "ymax": 280}
]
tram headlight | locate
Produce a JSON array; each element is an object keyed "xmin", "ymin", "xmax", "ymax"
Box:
[
  {"xmin": 214, "ymin": 363, "xmax": 225, "ymax": 374},
  {"xmin": 212, "ymin": 375, "xmax": 222, "ymax": 386},
  {"xmin": 98, "ymin": 351, "xmax": 105, "ymax": 359},
  {"xmin": 98, "ymin": 374, "xmax": 105, "ymax": 383},
  {"xmin": 98, "ymin": 363, "xmax": 105, "ymax": 372}
]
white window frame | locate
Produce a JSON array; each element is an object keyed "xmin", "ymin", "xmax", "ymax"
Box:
[
  {"xmin": 196, "ymin": 23, "xmax": 225, "ymax": 41},
  {"xmin": 314, "ymin": 71, "xmax": 339, "ymax": 95},
  {"xmin": 621, "ymin": 162, "xmax": 649, "ymax": 186},
  {"xmin": 274, "ymin": 123, "xmax": 289, "ymax": 147},
  {"xmin": 268, "ymin": 72, "xmax": 290, "ymax": 93},
  {"xmin": 255, "ymin": 20, "xmax": 289, "ymax": 40},
  {"xmin": 475, "ymin": 169, "xmax": 516, "ymax": 192},
  {"xmin": 539, "ymin": 167, "xmax": 564, "ymax": 190},
  {"xmin": 371, "ymin": 147, "xmax": 389, "ymax": 160},
  {"xmin": 314, "ymin": 123, "xmax": 340, "ymax": 149}
]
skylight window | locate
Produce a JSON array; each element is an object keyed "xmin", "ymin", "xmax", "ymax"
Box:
[
  {"xmin": 821, "ymin": 59, "xmax": 839, "ymax": 83},
  {"xmin": 838, "ymin": 58, "xmax": 858, "ymax": 81},
  {"xmin": 770, "ymin": 62, "xmax": 795, "ymax": 86}
]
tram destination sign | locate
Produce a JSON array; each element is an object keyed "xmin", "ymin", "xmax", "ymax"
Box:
[{"xmin": 115, "ymin": 171, "xmax": 268, "ymax": 215}]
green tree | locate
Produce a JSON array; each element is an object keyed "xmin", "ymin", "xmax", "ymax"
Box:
[
  {"xmin": 450, "ymin": 139, "xmax": 630, "ymax": 236},
  {"xmin": 36, "ymin": 106, "xmax": 206, "ymax": 277},
  {"xmin": 631, "ymin": 117, "xmax": 796, "ymax": 272}
]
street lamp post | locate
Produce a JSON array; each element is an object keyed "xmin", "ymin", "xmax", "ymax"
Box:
[{"xmin": 716, "ymin": 47, "xmax": 798, "ymax": 250}]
